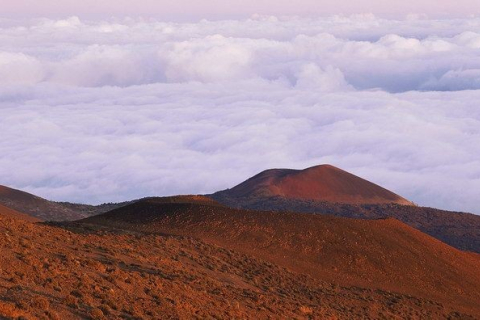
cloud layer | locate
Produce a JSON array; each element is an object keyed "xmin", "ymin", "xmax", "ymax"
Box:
[{"xmin": 1, "ymin": 16, "xmax": 480, "ymax": 214}]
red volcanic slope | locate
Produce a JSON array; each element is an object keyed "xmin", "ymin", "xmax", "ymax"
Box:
[
  {"xmin": 2, "ymin": 206, "xmax": 475, "ymax": 319},
  {"xmin": 84, "ymin": 196, "xmax": 480, "ymax": 316},
  {"xmin": 215, "ymin": 165, "xmax": 413, "ymax": 205},
  {"xmin": 0, "ymin": 203, "xmax": 39, "ymax": 222}
]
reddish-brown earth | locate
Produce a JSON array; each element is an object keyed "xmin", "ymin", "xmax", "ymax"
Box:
[
  {"xmin": 214, "ymin": 165, "xmax": 413, "ymax": 205},
  {"xmin": 84, "ymin": 196, "xmax": 480, "ymax": 317},
  {"xmin": 211, "ymin": 195, "xmax": 480, "ymax": 254},
  {"xmin": 3, "ymin": 207, "xmax": 475, "ymax": 319}
]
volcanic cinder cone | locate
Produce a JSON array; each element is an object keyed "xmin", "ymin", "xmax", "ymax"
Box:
[{"xmin": 215, "ymin": 164, "xmax": 412, "ymax": 205}]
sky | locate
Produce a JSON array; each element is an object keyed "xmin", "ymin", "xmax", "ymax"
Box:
[
  {"xmin": 2, "ymin": 0, "xmax": 480, "ymax": 19},
  {"xmin": 1, "ymin": 4, "xmax": 480, "ymax": 214}
]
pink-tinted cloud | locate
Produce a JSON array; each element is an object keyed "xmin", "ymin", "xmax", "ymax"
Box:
[{"xmin": 1, "ymin": 17, "xmax": 480, "ymax": 215}]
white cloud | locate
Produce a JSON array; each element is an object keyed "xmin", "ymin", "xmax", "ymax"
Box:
[
  {"xmin": 3, "ymin": 17, "xmax": 480, "ymax": 91},
  {"xmin": 422, "ymin": 69, "xmax": 480, "ymax": 91},
  {"xmin": 0, "ymin": 52, "xmax": 44, "ymax": 85},
  {"xmin": 49, "ymin": 45, "xmax": 161, "ymax": 87},
  {"xmin": 1, "ymin": 16, "xmax": 480, "ymax": 214},
  {"xmin": 294, "ymin": 64, "xmax": 352, "ymax": 91},
  {"xmin": 162, "ymin": 35, "xmax": 253, "ymax": 82}
]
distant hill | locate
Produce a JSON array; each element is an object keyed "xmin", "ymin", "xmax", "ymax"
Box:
[
  {"xmin": 213, "ymin": 164, "xmax": 413, "ymax": 205},
  {"xmin": 0, "ymin": 185, "xmax": 86, "ymax": 221},
  {"xmin": 82, "ymin": 196, "xmax": 480, "ymax": 317},
  {"xmin": 0, "ymin": 203, "xmax": 39, "ymax": 222},
  {"xmin": 211, "ymin": 165, "xmax": 480, "ymax": 253},
  {"xmin": 0, "ymin": 185, "xmax": 129, "ymax": 221}
]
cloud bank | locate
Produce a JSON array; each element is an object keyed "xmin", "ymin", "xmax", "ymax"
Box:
[{"xmin": 1, "ymin": 16, "xmax": 480, "ymax": 214}]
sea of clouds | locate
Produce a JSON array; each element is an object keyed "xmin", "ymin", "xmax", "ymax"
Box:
[{"xmin": 1, "ymin": 15, "xmax": 480, "ymax": 213}]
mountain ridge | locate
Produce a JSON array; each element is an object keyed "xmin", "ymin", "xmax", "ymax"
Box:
[{"xmin": 0, "ymin": 185, "xmax": 130, "ymax": 221}]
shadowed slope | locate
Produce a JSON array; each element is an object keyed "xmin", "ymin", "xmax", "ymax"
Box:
[
  {"xmin": 83, "ymin": 196, "xmax": 480, "ymax": 317},
  {"xmin": 214, "ymin": 165, "xmax": 412, "ymax": 205}
]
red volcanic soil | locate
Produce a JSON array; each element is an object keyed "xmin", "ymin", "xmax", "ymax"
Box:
[
  {"xmin": 0, "ymin": 185, "xmax": 87, "ymax": 221},
  {"xmin": 0, "ymin": 203, "xmax": 39, "ymax": 222},
  {"xmin": 211, "ymin": 194, "xmax": 480, "ymax": 253},
  {"xmin": 2, "ymin": 206, "xmax": 474, "ymax": 318},
  {"xmin": 214, "ymin": 165, "xmax": 413, "ymax": 205},
  {"xmin": 84, "ymin": 196, "xmax": 480, "ymax": 317}
]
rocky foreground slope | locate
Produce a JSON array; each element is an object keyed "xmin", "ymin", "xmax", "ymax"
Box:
[
  {"xmin": 83, "ymin": 196, "xmax": 480, "ymax": 318},
  {"xmin": 2, "ymin": 208, "xmax": 477, "ymax": 319}
]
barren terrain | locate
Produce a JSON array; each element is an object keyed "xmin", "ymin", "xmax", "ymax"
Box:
[
  {"xmin": 2, "ymin": 210, "xmax": 476, "ymax": 319},
  {"xmin": 84, "ymin": 196, "xmax": 480, "ymax": 318},
  {"xmin": 211, "ymin": 194, "xmax": 480, "ymax": 254}
]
